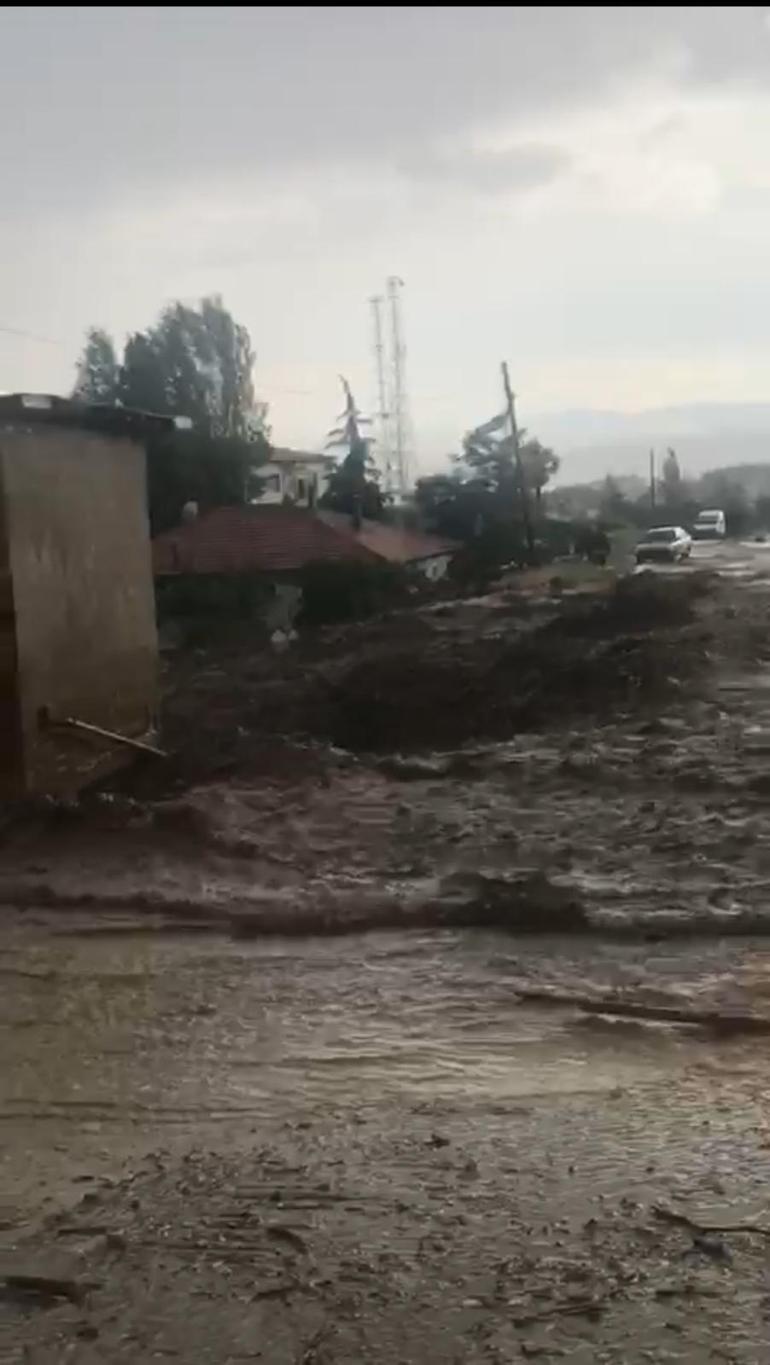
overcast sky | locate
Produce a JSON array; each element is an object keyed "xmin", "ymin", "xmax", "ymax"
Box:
[{"xmin": 3, "ymin": 6, "xmax": 770, "ymax": 473}]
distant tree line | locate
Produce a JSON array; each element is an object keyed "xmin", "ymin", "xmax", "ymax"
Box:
[
  {"xmin": 596, "ymin": 448, "xmax": 769, "ymax": 537},
  {"xmin": 73, "ymin": 296, "xmax": 269, "ymax": 532}
]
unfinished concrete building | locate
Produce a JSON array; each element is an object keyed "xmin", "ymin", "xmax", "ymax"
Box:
[{"xmin": 0, "ymin": 395, "xmax": 170, "ymax": 798}]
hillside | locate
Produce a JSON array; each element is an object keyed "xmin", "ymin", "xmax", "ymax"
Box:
[{"xmin": 534, "ymin": 404, "xmax": 770, "ymax": 486}]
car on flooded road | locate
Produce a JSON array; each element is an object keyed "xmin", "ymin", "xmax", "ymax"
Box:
[{"xmin": 635, "ymin": 525, "xmax": 692, "ymax": 565}]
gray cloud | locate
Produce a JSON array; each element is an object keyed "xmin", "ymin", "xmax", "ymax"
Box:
[
  {"xmin": 3, "ymin": 7, "xmax": 770, "ymax": 461},
  {"xmin": 2, "ymin": 6, "xmax": 769, "ymax": 214},
  {"xmin": 397, "ymin": 143, "xmax": 571, "ymax": 195}
]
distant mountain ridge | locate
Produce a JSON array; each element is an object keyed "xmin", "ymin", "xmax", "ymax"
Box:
[{"xmin": 533, "ymin": 403, "xmax": 770, "ymax": 485}]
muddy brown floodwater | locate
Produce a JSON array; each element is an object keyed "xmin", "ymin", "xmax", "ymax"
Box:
[{"xmin": 3, "ymin": 541, "xmax": 770, "ymax": 1362}]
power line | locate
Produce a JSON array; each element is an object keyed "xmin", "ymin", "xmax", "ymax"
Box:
[{"xmin": 0, "ymin": 323, "xmax": 64, "ymax": 346}]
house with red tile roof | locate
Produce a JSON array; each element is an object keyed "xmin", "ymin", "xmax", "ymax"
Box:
[
  {"xmin": 153, "ymin": 505, "xmax": 457, "ymax": 580},
  {"xmin": 316, "ymin": 511, "xmax": 458, "ymax": 581},
  {"xmin": 153, "ymin": 504, "xmax": 374, "ymax": 577}
]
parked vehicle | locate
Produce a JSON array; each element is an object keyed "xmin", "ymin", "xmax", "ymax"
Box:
[
  {"xmin": 635, "ymin": 526, "xmax": 692, "ymax": 564},
  {"xmin": 692, "ymin": 508, "xmax": 726, "ymax": 539}
]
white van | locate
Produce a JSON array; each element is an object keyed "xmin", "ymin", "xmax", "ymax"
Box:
[{"xmin": 693, "ymin": 508, "xmax": 726, "ymax": 539}]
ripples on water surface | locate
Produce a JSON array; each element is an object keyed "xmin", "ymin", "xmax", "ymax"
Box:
[{"xmin": 3, "ymin": 928, "xmax": 767, "ymax": 1126}]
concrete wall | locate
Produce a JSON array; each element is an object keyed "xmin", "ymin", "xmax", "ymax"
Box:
[
  {"xmin": 0, "ymin": 425, "xmax": 158, "ymax": 796},
  {"xmin": 0, "ymin": 475, "xmax": 22, "ymax": 796}
]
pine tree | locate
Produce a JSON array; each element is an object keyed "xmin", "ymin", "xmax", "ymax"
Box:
[{"xmin": 321, "ymin": 377, "xmax": 384, "ymax": 522}]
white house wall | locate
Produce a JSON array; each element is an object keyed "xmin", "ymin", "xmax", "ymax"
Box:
[
  {"xmin": 253, "ymin": 459, "xmax": 332, "ymax": 507},
  {"xmin": 415, "ymin": 554, "xmax": 451, "ymax": 581}
]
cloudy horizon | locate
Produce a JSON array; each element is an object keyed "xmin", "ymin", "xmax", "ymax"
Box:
[{"xmin": 4, "ymin": 6, "xmax": 770, "ymax": 477}]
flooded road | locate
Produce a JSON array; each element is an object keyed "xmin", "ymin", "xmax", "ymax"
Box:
[
  {"xmin": 4, "ymin": 541, "xmax": 770, "ymax": 1360},
  {"xmin": 10, "ymin": 927, "xmax": 646, "ymax": 1129},
  {"xmin": 3, "ymin": 923, "xmax": 770, "ymax": 1362},
  {"xmin": 5, "ymin": 924, "xmax": 769, "ymax": 1136}
]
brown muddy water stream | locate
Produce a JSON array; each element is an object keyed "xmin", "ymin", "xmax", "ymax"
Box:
[
  {"xmin": 3, "ymin": 925, "xmax": 770, "ymax": 1363},
  {"xmin": 2, "ymin": 924, "xmax": 769, "ymax": 1208}
]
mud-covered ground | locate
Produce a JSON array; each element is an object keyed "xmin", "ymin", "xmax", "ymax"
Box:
[{"xmin": 3, "ymin": 540, "xmax": 770, "ymax": 1361}]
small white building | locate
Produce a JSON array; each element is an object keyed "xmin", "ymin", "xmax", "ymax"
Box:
[{"xmin": 254, "ymin": 447, "xmax": 336, "ymax": 508}]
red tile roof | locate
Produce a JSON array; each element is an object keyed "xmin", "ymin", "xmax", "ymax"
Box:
[
  {"xmin": 153, "ymin": 505, "xmax": 378, "ymax": 576},
  {"xmin": 317, "ymin": 512, "xmax": 458, "ymax": 564}
]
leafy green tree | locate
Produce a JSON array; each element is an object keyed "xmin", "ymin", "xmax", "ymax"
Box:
[
  {"xmin": 152, "ymin": 305, "xmax": 213, "ymax": 428},
  {"xmin": 415, "ymin": 472, "xmax": 491, "ymax": 540},
  {"xmin": 599, "ymin": 474, "xmax": 629, "ymax": 520},
  {"xmin": 77, "ymin": 296, "xmax": 268, "ymax": 530},
  {"xmin": 461, "ymin": 415, "xmax": 558, "ymax": 508},
  {"xmin": 72, "ymin": 327, "xmax": 119, "ymax": 404},
  {"xmin": 520, "ymin": 436, "xmax": 560, "ymax": 507},
  {"xmin": 320, "ymin": 377, "xmax": 384, "ymax": 522},
  {"xmin": 118, "ymin": 297, "xmax": 258, "ymax": 438},
  {"xmin": 199, "ymin": 295, "xmax": 256, "ymax": 440},
  {"xmin": 417, "ymin": 415, "xmax": 558, "ymax": 561},
  {"xmin": 118, "ymin": 331, "xmax": 169, "ymax": 414},
  {"xmin": 145, "ymin": 430, "xmax": 264, "ymax": 535},
  {"xmin": 461, "ymin": 411, "xmax": 513, "ymax": 492}
]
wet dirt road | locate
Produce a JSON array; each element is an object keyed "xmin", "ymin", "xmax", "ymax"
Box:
[{"xmin": 3, "ymin": 539, "xmax": 770, "ymax": 1361}]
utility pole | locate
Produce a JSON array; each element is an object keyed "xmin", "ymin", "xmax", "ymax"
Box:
[
  {"xmin": 649, "ymin": 447, "xmax": 656, "ymax": 511},
  {"xmin": 501, "ymin": 361, "xmax": 534, "ymax": 556}
]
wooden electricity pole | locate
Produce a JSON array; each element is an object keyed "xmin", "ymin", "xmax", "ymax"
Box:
[
  {"xmin": 501, "ymin": 361, "xmax": 535, "ymax": 556},
  {"xmin": 649, "ymin": 447, "xmax": 656, "ymax": 511}
]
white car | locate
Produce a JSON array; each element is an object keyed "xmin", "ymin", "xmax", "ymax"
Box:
[
  {"xmin": 635, "ymin": 526, "xmax": 692, "ymax": 564},
  {"xmin": 693, "ymin": 508, "xmax": 726, "ymax": 539}
]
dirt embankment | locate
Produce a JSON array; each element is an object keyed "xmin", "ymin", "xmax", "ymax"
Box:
[
  {"xmin": 4, "ymin": 565, "xmax": 770, "ymax": 951},
  {"xmin": 157, "ymin": 571, "xmax": 726, "ymax": 772}
]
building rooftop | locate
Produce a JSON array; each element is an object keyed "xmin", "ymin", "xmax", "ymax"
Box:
[
  {"xmin": 153, "ymin": 505, "xmax": 378, "ymax": 576},
  {"xmin": 0, "ymin": 394, "xmax": 181, "ymax": 437},
  {"xmin": 317, "ymin": 511, "xmax": 458, "ymax": 564}
]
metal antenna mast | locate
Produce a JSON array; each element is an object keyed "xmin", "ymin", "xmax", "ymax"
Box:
[
  {"xmin": 370, "ymin": 295, "xmax": 391, "ymax": 493},
  {"xmin": 387, "ymin": 275, "xmax": 411, "ymax": 499}
]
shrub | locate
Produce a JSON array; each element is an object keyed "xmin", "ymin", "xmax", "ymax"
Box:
[
  {"xmin": 298, "ymin": 560, "xmax": 410, "ymax": 625},
  {"xmin": 155, "ymin": 572, "xmax": 274, "ymax": 630}
]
